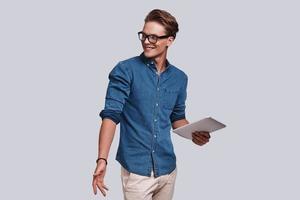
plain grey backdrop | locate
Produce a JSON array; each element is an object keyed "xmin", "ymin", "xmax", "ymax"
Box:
[{"xmin": 1, "ymin": 0, "xmax": 299, "ymax": 199}]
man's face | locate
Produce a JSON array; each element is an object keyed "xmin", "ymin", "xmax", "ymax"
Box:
[{"xmin": 141, "ymin": 21, "xmax": 174, "ymax": 59}]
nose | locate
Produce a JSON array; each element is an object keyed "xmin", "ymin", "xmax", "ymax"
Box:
[{"xmin": 143, "ymin": 37, "xmax": 151, "ymax": 44}]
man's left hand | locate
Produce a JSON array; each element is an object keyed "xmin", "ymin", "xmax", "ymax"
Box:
[{"xmin": 192, "ymin": 131, "xmax": 210, "ymax": 146}]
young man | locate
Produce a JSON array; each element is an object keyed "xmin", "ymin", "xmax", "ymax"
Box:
[{"xmin": 92, "ymin": 9, "xmax": 210, "ymax": 200}]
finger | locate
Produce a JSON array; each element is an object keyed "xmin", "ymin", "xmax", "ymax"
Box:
[
  {"xmin": 199, "ymin": 135, "xmax": 210, "ymax": 142},
  {"xmin": 192, "ymin": 132, "xmax": 199, "ymax": 137},
  {"xmin": 201, "ymin": 132, "xmax": 210, "ymax": 138},
  {"xmin": 196, "ymin": 131, "xmax": 210, "ymax": 138},
  {"xmin": 192, "ymin": 138, "xmax": 198, "ymax": 144},
  {"xmin": 192, "ymin": 138, "xmax": 204, "ymax": 146},
  {"xmin": 92, "ymin": 178, "xmax": 97, "ymax": 195},
  {"xmin": 99, "ymin": 187, "xmax": 107, "ymax": 197},
  {"xmin": 194, "ymin": 139, "xmax": 204, "ymax": 146},
  {"xmin": 192, "ymin": 131, "xmax": 205, "ymax": 138},
  {"xmin": 102, "ymin": 184, "xmax": 109, "ymax": 191},
  {"xmin": 196, "ymin": 132, "xmax": 210, "ymax": 140},
  {"xmin": 192, "ymin": 132, "xmax": 202, "ymax": 139},
  {"xmin": 97, "ymin": 183, "xmax": 108, "ymax": 197},
  {"xmin": 93, "ymin": 170, "xmax": 100, "ymax": 176},
  {"xmin": 193, "ymin": 134, "xmax": 209, "ymax": 143},
  {"xmin": 193, "ymin": 137, "xmax": 208, "ymax": 145},
  {"xmin": 93, "ymin": 169, "xmax": 104, "ymax": 177}
]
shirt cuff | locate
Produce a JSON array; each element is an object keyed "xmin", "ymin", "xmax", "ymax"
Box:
[
  {"xmin": 99, "ymin": 109, "xmax": 121, "ymax": 124},
  {"xmin": 170, "ymin": 114, "xmax": 186, "ymax": 123}
]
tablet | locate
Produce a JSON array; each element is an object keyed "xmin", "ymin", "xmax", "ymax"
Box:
[{"xmin": 173, "ymin": 117, "xmax": 226, "ymax": 140}]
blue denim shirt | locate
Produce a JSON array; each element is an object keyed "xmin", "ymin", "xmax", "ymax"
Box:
[{"xmin": 99, "ymin": 53, "xmax": 188, "ymax": 177}]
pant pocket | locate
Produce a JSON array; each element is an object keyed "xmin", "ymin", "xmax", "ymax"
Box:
[
  {"xmin": 121, "ymin": 166, "xmax": 131, "ymax": 189},
  {"xmin": 167, "ymin": 167, "xmax": 177, "ymax": 184}
]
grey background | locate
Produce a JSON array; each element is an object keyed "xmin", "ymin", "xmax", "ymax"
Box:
[{"xmin": 1, "ymin": 0, "xmax": 299, "ymax": 199}]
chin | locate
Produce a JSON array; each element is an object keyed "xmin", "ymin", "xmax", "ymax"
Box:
[
  {"xmin": 143, "ymin": 50, "xmax": 158, "ymax": 59},
  {"xmin": 143, "ymin": 51, "xmax": 154, "ymax": 58}
]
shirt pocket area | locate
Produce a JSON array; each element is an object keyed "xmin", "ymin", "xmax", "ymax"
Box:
[{"xmin": 161, "ymin": 88, "xmax": 179, "ymax": 110}]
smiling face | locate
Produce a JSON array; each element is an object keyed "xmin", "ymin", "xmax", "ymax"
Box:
[{"xmin": 141, "ymin": 21, "xmax": 174, "ymax": 59}]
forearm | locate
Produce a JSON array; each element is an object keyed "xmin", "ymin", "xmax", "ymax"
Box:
[
  {"xmin": 97, "ymin": 118, "xmax": 117, "ymax": 159},
  {"xmin": 172, "ymin": 118, "xmax": 189, "ymax": 129}
]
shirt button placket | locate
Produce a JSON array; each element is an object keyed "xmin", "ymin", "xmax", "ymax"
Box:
[{"xmin": 152, "ymin": 73, "xmax": 160, "ymax": 175}]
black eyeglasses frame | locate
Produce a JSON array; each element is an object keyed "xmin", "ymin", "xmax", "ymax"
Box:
[{"xmin": 138, "ymin": 31, "xmax": 171, "ymax": 44}]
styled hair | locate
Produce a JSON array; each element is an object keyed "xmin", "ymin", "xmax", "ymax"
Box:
[{"xmin": 144, "ymin": 9, "xmax": 179, "ymax": 39}]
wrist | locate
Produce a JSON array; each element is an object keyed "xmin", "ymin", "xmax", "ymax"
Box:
[{"xmin": 96, "ymin": 157, "xmax": 108, "ymax": 165}]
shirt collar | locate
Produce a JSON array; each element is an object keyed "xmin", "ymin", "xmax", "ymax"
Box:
[{"xmin": 139, "ymin": 52, "xmax": 171, "ymax": 70}]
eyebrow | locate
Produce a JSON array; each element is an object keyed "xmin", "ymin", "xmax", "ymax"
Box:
[{"xmin": 141, "ymin": 32, "xmax": 164, "ymax": 37}]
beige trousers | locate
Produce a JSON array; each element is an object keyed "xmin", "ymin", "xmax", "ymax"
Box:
[{"xmin": 121, "ymin": 166, "xmax": 177, "ymax": 200}]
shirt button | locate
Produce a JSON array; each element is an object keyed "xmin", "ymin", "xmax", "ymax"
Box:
[
  {"xmin": 156, "ymin": 103, "xmax": 158, "ymax": 106},
  {"xmin": 154, "ymin": 135, "xmax": 157, "ymax": 138},
  {"xmin": 152, "ymin": 150, "xmax": 155, "ymax": 153},
  {"xmin": 157, "ymin": 87, "xmax": 160, "ymax": 91},
  {"xmin": 154, "ymin": 119, "xmax": 157, "ymax": 122}
]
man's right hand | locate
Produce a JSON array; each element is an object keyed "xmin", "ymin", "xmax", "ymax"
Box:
[{"xmin": 92, "ymin": 160, "xmax": 109, "ymax": 197}]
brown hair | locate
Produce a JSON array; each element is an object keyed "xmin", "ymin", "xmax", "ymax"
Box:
[{"xmin": 144, "ymin": 9, "xmax": 179, "ymax": 39}]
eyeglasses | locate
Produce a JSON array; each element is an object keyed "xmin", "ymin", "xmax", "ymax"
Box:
[{"xmin": 138, "ymin": 31, "xmax": 170, "ymax": 44}]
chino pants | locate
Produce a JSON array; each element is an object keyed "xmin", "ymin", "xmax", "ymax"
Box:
[{"xmin": 121, "ymin": 166, "xmax": 177, "ymax": 200}]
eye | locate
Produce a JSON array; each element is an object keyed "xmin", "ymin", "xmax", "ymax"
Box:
[
  {"xmin": 149, "ymin": 35, "xmax": 157, "ymax": 40},
  {"xmin": 141, "ymin": 34, "xmax": 147, "ymax": 40}
]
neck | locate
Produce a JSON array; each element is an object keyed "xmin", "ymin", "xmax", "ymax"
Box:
[{"xmin": 153, "ymin": 51, "xmax": 167, "ymax": 73}]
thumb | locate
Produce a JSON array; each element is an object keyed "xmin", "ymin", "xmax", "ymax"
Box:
[
  {"xmin": 93, "ymin": 164, "xmax": 105, "ymax": 176},
  {"xmin": 93, "ymin": 169, "xmax": 102, "ymax": 176}
]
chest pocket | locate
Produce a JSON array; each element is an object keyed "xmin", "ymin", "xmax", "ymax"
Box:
[{"xmin": 161, "ymin": 88, "xmax": 179, "ymax": 110}]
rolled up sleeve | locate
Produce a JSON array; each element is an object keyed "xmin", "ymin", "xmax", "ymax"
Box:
[
  {"xmin": 170, "ymin": 74, "xmax": 188, "ymax": 123},
  {"xmin": 99, "ymin": 62, "xmax": 131, "ymax": 124}
]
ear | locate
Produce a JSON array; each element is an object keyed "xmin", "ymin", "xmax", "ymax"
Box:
[{"xmin": 166, "ymin": 36, "xmax": 175, "ymax": 47}]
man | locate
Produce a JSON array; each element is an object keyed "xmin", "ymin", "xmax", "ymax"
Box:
[{"xmin": 92, "ymin": 9, "xmax": 210, "ymax": 200}]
